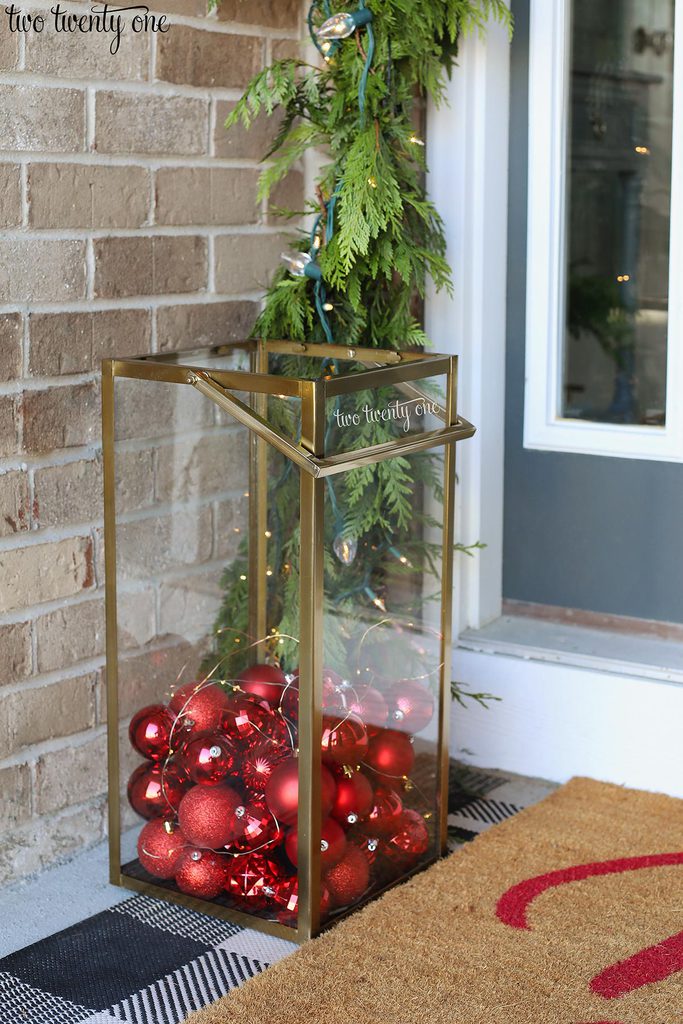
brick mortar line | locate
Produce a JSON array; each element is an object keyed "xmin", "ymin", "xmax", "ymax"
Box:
[
  {"xmin": 0, "ymin": 723, "xmax": 109, "ymax": 773},
  {"xmin": 0, "ymin": 443, "xmax": 102, "ymax": 474},
  {"xmin": 0, "ymin": 586, "xmax": 106, "ymax": 629},
  {"xmin": 0, "ymin": 224, "xmax": 286, "ymax": 240},
  {"xmin": 0, "ymin": 155, "xmax": 276, "ymax": 169},
  {"xmin": 0, "ymin": 654, "xmax": 107, "ymax": 699},
  {"xmin": 0, "ymin": 290, "xmax": 265, "ymax": 318},
  {"xmin": 0, "ymin": 72, "xmax": 262, "ymax": 100},
  {"xmin": 0, "ymin": 370, "xmax": 100, "ymax": 394}
]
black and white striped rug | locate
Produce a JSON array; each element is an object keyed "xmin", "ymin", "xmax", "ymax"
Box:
[{"xmin": 0, "ymin": 765, "xmax": 538, "ymax": 1024}]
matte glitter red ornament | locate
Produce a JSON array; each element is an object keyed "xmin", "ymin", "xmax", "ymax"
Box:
[
  {"xmin": 345, "ymin": 685, "xmax": 389, "ymax": 731},
  {"xmin": 241, "ymin": 739, "xmax": 290, "ymax": 795},
  {"xmin": 169, "ymin": 681, "xmax": 231, "ymax": 735},
  {"xmin": 330, "ymin": 770, "xmax": 374, "ymax": 827},
  {"xmin": 221, "ymin": 695, "xmax": 289, "ymax": 750},
  {"xmin": 175, "ymin": 848, "xmax": 227, "ymax": 899},
  {"xmin": 127, "ymin": 760, "xmax": 189, "ymax": 819},
  {"xmin": 225, "ymin": 853, "xmax": 282, "ymax": 909},
  {"xmin": 237, "ymin": 663, "xmax": 288, "ymax": 706},
  {"xmin": 366, "ymin": 784, "xmax": 403, "ymax": 834},
  {"xmin": 178, "ymin": 783, "xmax": 245, "ymax": 848},
  {"xmin": 137, "ymin": 819, "xmax": 187, "ymax": 879},
  {"xmin": 380, "ymin": 809, "xmax": 430, "ymax": 870},
  {"xmin": 128, "ymin": 704, "xmax": 174, "ymax": 761},
  {"xmin": 386, "ymin": 679, "xmax": 435, "ymax": 734},
  {"xmin": 264, "ymin": 757, "xmax": 337, "ymax": 826},
  {"xmin": 364, "ymin": 728, "xmax": 415, "ymax": 783},
  {"xmin": 324, "ymin": 845, "xmax": 370, "ymax": 907},
  {"xmin": 285, "ymin": 817, "xmax": 347, "ymax": 869},
  {"xmin": 179, "ymin": 733, "xmax": 236, "ymax": 786},
  {"xmin": 321, "ymin": 710, "xmax": 368, "ymax": 766}
]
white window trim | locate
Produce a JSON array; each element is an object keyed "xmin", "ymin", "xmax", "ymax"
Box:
[{"xmin": 524, "ymin": 0, "xmax": 683, "ymax": 462}]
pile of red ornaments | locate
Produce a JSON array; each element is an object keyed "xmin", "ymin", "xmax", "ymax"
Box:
[{"xmin": 127, "ymin": 664, "xmax": 435, "ymax": 925}]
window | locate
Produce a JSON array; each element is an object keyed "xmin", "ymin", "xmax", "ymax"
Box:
[{"xmin": 524, "ymin": 0, "xmax": 683, "ymax": 460}]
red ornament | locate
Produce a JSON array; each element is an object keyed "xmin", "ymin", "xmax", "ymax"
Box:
[
  {"xmin": 178, "ymin": 784, "xmax": 245, "ymax": 848},
  {"xmin": 221, "ymin": 695, "xmax": 290, "ymax": 750},
  {"xmin": 321, "ymin": 710, "xmax": 368, "ymax": 767},
  {"xmin": 364, "ymin": 728, "xmax": 415, "ymax": 784},
  {"xmin": 330, "ymin": 770, "xmax": 374, "ymax": 827},
  {"xmin": 345, "ymin": 686, "xmax": 389, "ymax": 730},
  {"xmin": 347, "ymin": 828, "xmax": 380, "ymax": 872},
  {"xmin": 367, "ymin": 784, "xmax": 403, "ymax": 834},
  {"xmin": 169, "ymin": 681, "xmax": 231, "ymax": 735},
  {"xmin": 386, "ymin": 679, "xmax": 435, "ymax": 734},
  {"xmin": 242, "ymin": 740, "xmax": 290, "ymax": 795},
  {"xmin": 285, "ymin": 817, "xmax": 347, "ymax": 869},
  {"xmin": 264, "ymin": 758, "xmax": 337, "ymax": 826},
  {"xmin": 137, "ymin": 819, "xmax": 187, "ymax": 879},
  {"xmin": 129, "ymin": 704, "xmax": 174, "ymax": 761},
  {"xmin": 179, "ymin": 733, "xmax": 236, "ymax": 786},
  {"xmin": 324, "ymin": 846, "xmax": 370, "ymax": 908},
  {"xmin": 379, "ymin": 809, "xmax": 430, "ymax": 870},
  {"xmin": 280, "ymin": 669, "xmax": 345, "ymax": 724},
  {"xmin": 127, "ymin": 760, "xmax": 189, "ymax": 819},
  {"xmin": 230, "ymin": 802, "xmax": 283, "ymax": 853},
  {"xmin": 237, "ymin": 663, "xmax": 288, "ymax": 706},
  {"xmin": 271, "ymin": 875, "xmax": 299, "ymax": 925},
  {"xmin": 225, "ymin": 853, "xmax": 282, "ymax": 909},
  {"xmin": 175, "ymin": 848, "xmax": 227, "ymax": 899}
]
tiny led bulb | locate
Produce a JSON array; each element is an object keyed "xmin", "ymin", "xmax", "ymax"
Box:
[
  {"xmin": 281, "ymin": 251, "xmax": 313, "ymax": 276},
  {"xmin": 367, "ymin": 176, "xmax": 378, "ymax": 189},
  {"xmin": 409, "ymin": 134, "xmax": 425, "ymax": 146}
]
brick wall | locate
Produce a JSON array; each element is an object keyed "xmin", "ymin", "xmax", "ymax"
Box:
[{"xmin": 0, "ymin": 0, "xmax": 303, "ymax": 885}]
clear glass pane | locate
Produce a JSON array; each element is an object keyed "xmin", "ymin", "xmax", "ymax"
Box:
[{"xmin": 563, "ymin": 0, "xmax": 674, "ymax": 424}]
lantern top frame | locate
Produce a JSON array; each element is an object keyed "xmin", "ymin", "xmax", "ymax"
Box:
[{"xmin": 105, "ymin": 339, "xmax": 475, "ymax": 472}]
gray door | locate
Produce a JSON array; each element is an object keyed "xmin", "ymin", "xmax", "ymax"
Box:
[{"xmin": 503, "ymin": 0, "xmax": 682, "ymax": 623}]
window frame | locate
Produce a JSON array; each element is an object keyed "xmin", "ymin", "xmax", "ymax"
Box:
[{"xmin": 524, "ymin": 0, "xmax": 683, "ymax": 462}]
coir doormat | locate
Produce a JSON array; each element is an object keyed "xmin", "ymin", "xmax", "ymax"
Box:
[{"xmin": 184, "ymin": 778, "xmax": 683, "ymax": 1024}]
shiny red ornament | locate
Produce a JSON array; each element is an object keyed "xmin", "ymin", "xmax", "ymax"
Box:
[
  {"xmin": 137, "ymin": 818, "xmax": 187, "ymax": 879},
  {"xmin": 169, "ymin": 681, "xmax": 231, "ymax": 735},
  {"xmin": 127, "ymin": 760, "xmax": 189, "ymax": 819},
  {"xmin": 179, "ymin": 733, "xmax": 236, "ymax": 786},
  {"xmin": 330, "ymin": 770, "xmax": 374, "ymax": 827},
  {"xmin": 364, "ymin": 728, "xmax": 415, "ymax": 784},
  {"xmin": 280, "ymin": 668, "xmax": 345, "ymax": 724},
  {"xmin": 271, "ymin": 875, "xmax": 299, "ymax": 925},
  {"xmin": 265, "ymin": 758, "xmax": 336, "ymax": 826},
  {"xmin": 242, "ymin": 740, "xmax": 290, "ymax": 795},
  {"xmin": 237, "ymin": 663, "xmax": 288, "ymax": 706},
  {"xmin": 285, "ymin": 817, "xmax": 347, "ymax": 870},
  {"xmin": 178, "ymin": 783, "xmax": 245, "ymax": 848},
  {"xmin": 321, "ymin": 710, "xmax": 368, "ymax": 767},
  {"xmin": 324, "ymin": 846, "xmax": 370, "ymax": 908},
  {"xmin": 345, "ymin": 685, "xmax": 389, "ymax": 731},
  {"xmin": 221, "ymin": 695, "xmax": 289, "ymax": 750},
  {"xmin": 366, "ymin": 784, "xmax": 403, "ymax": 834},
  {"xmin": 129, "ymin": 704, "xmax": 174, "ymax": 761},
  {"xmin": 386, "ymin": 679, "xmax": 435, "ymax": 735},
  {"xmin": 175, "ymin": 848, "xmax": 227, "ymax": 899},
  {"xmin": 346, "ymin": 828, "xmax": 380, "ymax": 872},
  {"xmin": 229, "ymin": 802, "xmax": 283, "ymax": 853},
  {"xmin": 225, "ymin": 853, "xmax": 282, "ymax": 909},
  {"xmin": 380, "ymin": 809, "xmax": 430, "ymax": 870}
]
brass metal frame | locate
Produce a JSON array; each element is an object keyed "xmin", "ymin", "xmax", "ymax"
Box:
[{"xmin": 102, "ymin": 341, "xmax": 474, "ymax": 944}]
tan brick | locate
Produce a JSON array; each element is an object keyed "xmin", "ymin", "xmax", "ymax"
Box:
[
  {"xmin": 113, "ymin": 374, "xmax": 212, "ymax": 441},
  {"xmin": 0, "ymin": 623, "xmax": 32, "ymax": 686},
  {"xmin": 25, "ymin": 19, "xmax": 148, "ymax": 80},
  {"xmin": 0, "ymin": 314, "xmax": 22, "ymax": 382},
  {"xmin": 215, "ymin": 493, "xmax": 249, "ymax": 558},
  {"xmin": 33, "ymin": 456, "xmax": 102, "ymax": 530},
  {"xmin": 272, "ymin": 39, "xmax": 301, "ymax": 61},
  {"xmin": 117, "ymin": 589, "xmax": 156, "ymax": 650},
  {"xmin": 214, "ymin": 231, "xmax": 290, "ymax": 294},
  {"xmin": 0, "ymin": 765, "xmax": 31, "ymax": 830},
  {"xmin": 0, "ymin": 23, "xmax": 19, "ymax": 70},
  {"xmin": 156, "ymin": 26, "xmax": 261, "ymax": 88},
  {"xmin": 0, "ymin": 396, "xmax": 20, "ymax": 458},
  {"xmin": 159, "ymin": 572, "xmax": 222, "ymax": 643},
  {"xmin": 216, "ymin": 0, "xmax": 300, "ymax": 29},
  {"xmin": 29, "ymin": 309, "xmax": 152, "ymax": 376},
  {"xmin": 214, "ymin": 101, "xmax": 283, "ymax": 160},
  {"xmin": 116, "ymin": 506, "xmax": 212, "ymax": 581},
  {"xmin": 34, "ymin": 734, "xmax": 108, "ymax": 815},
  {"xmin": 22, "ymin": 381, "xmax": 100, "ymax": 454},
  {"xmin": 144, "ymin": 0, "xmax": 205, "ymax": 16},
  {"xmin": 0, "ymin": 802, "xmax": 105, "ymax": 886},
  {"xmin": 156, "ymin": 430, "xmax": 249, "ymax": 503},
  {"xmin": 35, "ymin": 598, "xmax": 105, "ymax": 674},
  {"xmin": 0, "ymin": 165, "xmax": 21, "ymax": 227},
  {"xmin": 0, "ymin": 536, "xmax": 95, "ymax": 614},
  {"xmin": 0, "ymin": 85, "xmax": 85, "ymax": 152},
  {"xmin": 154, "ymin": 167, "xmax": 259, "ymax": 226},
  {"xmin": 157, "ymin": 300, "xmax": 257, "ymax": 352},
  {"xmin": 95, "ymin": 91, "xmax": 208, "ymax": 156},
  {"xmin": 0, "ymin": 239, "xmax": 86, "ymax": 303},
  {"xmin": 0, "ymin": 673, "xmax": 96, "ymax": 758},
  {"xmin": 115, "ymin": 448, "xmax": 155, "ymax": 514},
  {"xmin": 93, "ymin": 235, "xmax": 207, "ymax": 298},
  {"xmin": 0, "ymin": 470, "xmax": 30, "ymax": 537},
  {"xmin": 115, "ymin": 638, "xmax": 205, "ymax": 719},
  {"xmin": 268, "ymin": 170, "xmax": 305, "ymax": 222},
  {"xmin": 29, "ymin": 163, "xmax": 151, "ymax": 230}
]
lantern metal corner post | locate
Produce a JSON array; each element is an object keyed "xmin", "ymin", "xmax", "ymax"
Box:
[
  {"xmin": 248, "ymin": 342, "xmax": 270, "ymax": 659},
  {"xmin": 101, "ymin": 357, "xmax": 122, "ymax": 886},
  {"xmin": 296, "ymin": 377, "xmax": 327, "ymax": 941},
  {"xmin": 438, "ymin": 355, "xmax": 459, "ymax": 856}
]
